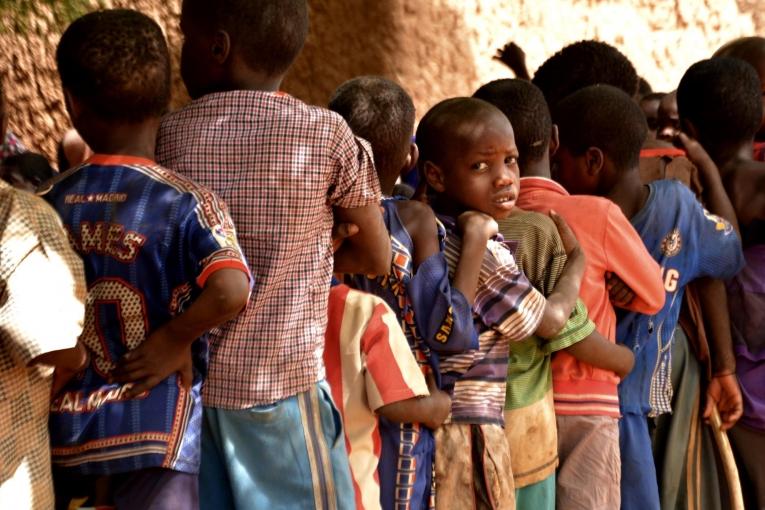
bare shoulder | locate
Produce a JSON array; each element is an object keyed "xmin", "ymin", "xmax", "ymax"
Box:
[{"xmin": 395, "ymin": 200, "xmax": 437, "ymax": 231}]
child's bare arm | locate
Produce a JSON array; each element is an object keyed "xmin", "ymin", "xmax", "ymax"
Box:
[
  {"xmin": 31, "ymin": 342, "xmax": 89, "ymax": 396},
  {"xmin": 112, "ymin": 268, "xmax": 250, "ymax": 397},
  {"xmin": 333, "ymin": 204, "xmax": 392, "ymax": 275},
  {"xmin": 452, "ymin": 211, "xmax": 498, "ymax": 305},
  {"xmin": 678, "ymin": 133, "xmax": 740, "ymax": 234},
  {"xmin": 565, "ymin": 330, "xmax": 635, "ymax": 379},
  {"xmin": 395, "ymin": 200, "xmax": 440, "ymax": 268},
  {"xmin": 535, "ymin": 212, "xmax": 586, "ymax": 339},
  {"xmin": 377, "ymin": 375, "xmax": 451, "ymax": 430},
  {"xmin": 696, "ymin": 277, "xmax": 743, "ymax": 430},
  {"xmin": 493, "ymin": 42, "xmax": 531, "ymax": 80}
]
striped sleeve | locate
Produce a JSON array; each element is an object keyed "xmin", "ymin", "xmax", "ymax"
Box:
[
  {"xmin": 544, "ymin": 299, "xmax": 595, "ymax": 353},
  {"xmin": 443, "ymin": 235, "xmax": 546, "ymax": 342},
  {"xmin": 356, "ymin": 293, "xmax": 429, "ymax": 411}
]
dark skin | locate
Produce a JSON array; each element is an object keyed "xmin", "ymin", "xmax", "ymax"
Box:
[
  {"xmin": 557, "ymin": 128, "xmax": 744, "ymax": 430},
  {"xmin": 640, "ymin": 96, "xmax": 662, "ymax": 141},
  {"xmin": 423, "ymin": 109, "xmax": 585, "ymax": 338},
  {"xmin": 494, "ymin": 42, "xmax": 530, "ymax": 81},
  {"xmin": 63, "ymin": 92, "xmax": 252, "ymax": 397},
  {"xmin": 179, "ymin": 1, "xmax": 391, "ymax": 276}
]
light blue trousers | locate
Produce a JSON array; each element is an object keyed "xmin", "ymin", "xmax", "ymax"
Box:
[{"xmin": 199, "ymin": 381, "xmax": 355, "ymax": 510}]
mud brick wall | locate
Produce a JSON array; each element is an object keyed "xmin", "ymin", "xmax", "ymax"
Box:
[{"xmin": 0, "ymin": 0, "xmax": 758, "ymax": 160}]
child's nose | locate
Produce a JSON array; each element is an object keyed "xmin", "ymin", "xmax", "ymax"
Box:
[{"xmin": 494, "ymin": 165, "xmax": 515, "ymax": 187}]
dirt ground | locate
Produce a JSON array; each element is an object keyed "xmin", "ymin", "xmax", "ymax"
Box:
[{"xmin": 0, "ymin": 0, "xmax": 759, "ymax": 161}]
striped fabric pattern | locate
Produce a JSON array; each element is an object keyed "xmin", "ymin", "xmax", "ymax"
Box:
[
  {"xmin": 324, "ymin": 284, "xmax": 428, "ymax": 510},
  {"xmin": 46, "ymin": 155, "xmax": 249, "ymax": 475},
  {"xmin": 440, "ymin": 231, "xmax": 546, "ymax": 425},
  {"xmin": 156, "ymin": 90, "xmax": 381, "ymax": 408},
  {"xmin": 498, "ymin": 210, "xmax": 595, "ymax": 410}
]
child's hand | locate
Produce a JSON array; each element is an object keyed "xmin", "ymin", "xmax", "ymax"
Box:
[
  {"xmin": 332, "ymin": 221, "xmax": 359, "ymax": 253},
  {"xmin": 676, "ymin": 132, "xmax": 718, "ymax": 177},
  {"xmin": 50, "ymin": 342, "xmax": 89, "ymax": 397},
  {"xmin": 457, "ymin": 211, "xmax": 498, "ymax": 240},
  {"xmin": 423, "ymin": 373, "xmax": 452, "ymax": 430},
  {"xmin": 549, "ymin": 210, "xmax": 580, "ymax": 256},
  {"xmin": 606, "ymin": 272, "xmax": 637, "ymax": 308},
  {"xmin": 704, "ymin": 373, "xmax": 743, "ymax": 431},
  {"xmin": 493, "ymin": 42, "xmax": 529, "ymax": 79},
  {"xmin": 111, "ymin": 326, "xmax": 194, "ymax": 399}
]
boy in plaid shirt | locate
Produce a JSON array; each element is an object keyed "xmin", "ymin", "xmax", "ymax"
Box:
[{"xmin": 156, "ymin": 1, "xmax": 391, "ymax": 508}]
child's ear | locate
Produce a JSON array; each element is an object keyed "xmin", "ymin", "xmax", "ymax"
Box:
[
  {"xmin": 401, "ymin": 143, "xmax": 420, "ymax": 175},
  {"xmin": 584, "ymin": 147, "xmax": 605, "ymax": 176},
  {"xmin": 422, "ymin": 160, "xmax": 446, "ymax": 193},
  {"xmin": 211, "ymin": 30, "xmax": 231, "ymax": 64},
  {"xmin": 549, "ymin": 124, "xmax": 560, "ymax": 157}
]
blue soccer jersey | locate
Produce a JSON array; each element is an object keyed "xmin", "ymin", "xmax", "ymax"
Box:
[
  {"xmin": 617, "ymin": 179, "xmax": 744, "ymax": 416},
  {"xmin": 46, "ymin": 155, "xmax": 249, "ymax": 475}
]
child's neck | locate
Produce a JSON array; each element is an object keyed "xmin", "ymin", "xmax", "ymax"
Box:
[
  {"xmin": 605, "ymin": 167, "xmax": 650, "ymax": 220},
  {"xmin": 520, "ymin": 154, "xmax": 552, "ymax": 179},
  {"xmin": 713, "ymin": 140, "xmax": 755, "ymax": 178},
  {"xmin": 84, "ymin": 118, "xmax": 159, "ymax": 160},
  {"xmin": 220, "ymin": 65, "xmax": 283, "ymax": 94}
]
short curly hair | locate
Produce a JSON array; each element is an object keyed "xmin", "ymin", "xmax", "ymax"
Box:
[
  {"xmin": 184, "ymin": 0, "xmax": 309, "ymax": 77},
  {"xmin": 56, "ymin": 9, "xmax": 170, "ymax": 122},
  {"xmin": 677, "ymin": 58, "xmax": 762, "ymax": 153},
  {"xmin": 329, "ymin": 76, "xmax": 415, "ymax": 189},
  {"xmin": 473, "ymin": 79, "xmax": 551, "ymax": 169},
  {"xmin": 553, "ymin": 84, "xmax": 647, "ymax": 171},
  {"xmin": 532, "ymin": 40, "xmax": 639, "ymax": 109}
]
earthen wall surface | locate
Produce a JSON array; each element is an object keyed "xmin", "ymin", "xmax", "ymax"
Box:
[{"xmin": 0, "ymin": 0, "xmax": 760, "ymax": 160}]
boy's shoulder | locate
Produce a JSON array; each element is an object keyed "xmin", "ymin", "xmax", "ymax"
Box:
[
  {"xmin": 162, "ymin": 90, "xmax": 348, "ymax": 134},
  {"xmin": 498, "ymin": 208, "xmax": 559, "ymax": 240}
]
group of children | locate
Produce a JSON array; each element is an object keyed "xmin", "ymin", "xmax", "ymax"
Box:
[{"xmin": 0, "ymin": 2, "xmax": 762, "ymax": 510}]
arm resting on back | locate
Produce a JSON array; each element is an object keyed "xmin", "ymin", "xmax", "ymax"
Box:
[{"xmin": 333, "ymin": 204, "xmax": 391, "ymax": 275}]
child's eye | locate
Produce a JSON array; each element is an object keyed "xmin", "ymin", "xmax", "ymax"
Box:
[
  {"xmin": 505, "ymin": 156, "xmax": 518, "ymax": 166},
  {"xmin": 471, "ymin": 162, "xmax": 489, "ymax": 172}
]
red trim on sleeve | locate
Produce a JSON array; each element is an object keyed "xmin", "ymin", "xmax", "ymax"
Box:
[
  {"xmin": 640, "ymin": 147, "xmax": 686, "ymax": 158},
  {"xmin": 196, "ymin": 259, "xmax": 251, "ymax": 288}
]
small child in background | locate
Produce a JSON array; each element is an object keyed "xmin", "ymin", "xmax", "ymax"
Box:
[
  {"xmin": 713, "ymin": 36, "xmax": 765, "ymax": 149},
  {"xmin": 417, "ymin": 97, "xmax": 586, "ymax": 510},
  {"xmin": 677, "ymin": 57, "xmax": 765, "ymax": 509},
  {"xmin": 0, "ymin": 80, "xmax": 26, "ymax": 160},
  {"xmin": 475, "ymin": 78, "xmax": 662, "ymax": 510},
  {"xmin": 1, "ymin": 152, "xmax": 55, "ymax": 193},
  {"xmin": 551, "ymin": 84, "xmax": 744, "ymax": 510},
  {"xmin": 329, "ymin": 76, "xmax": 475, "ymax": 510},
  {"xmin": 46, "ymin": 10, "xmax": 251, "ymax": 509},
  {"xmin": 639, "ymin": 92, "xmax": 665, "ymax": 141},
  {"xmin": 324, "ymin": 281, "xmax": 451, "ymax": 510}
]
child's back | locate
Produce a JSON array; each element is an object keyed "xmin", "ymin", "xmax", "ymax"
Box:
[
  {"xmin": 46, "ymin": 10, "xmax": 251, "ymax": 509},
  {"xmin": 156, "ymin": 3, "xmax": 390, "ymax": 508},
  {"xmin": 324, "ymin": 283, "xmax": 433, "ymax": 510},
  {"xmin": 329, "ymin": 76, "xmax": 475, "ymax": 510}
]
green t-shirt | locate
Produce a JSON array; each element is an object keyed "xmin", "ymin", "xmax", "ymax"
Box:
[{"xmin": 499, "ymin": 209, "xmax": 595, "ymax": 410}]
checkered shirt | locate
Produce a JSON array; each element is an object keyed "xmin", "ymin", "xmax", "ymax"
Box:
[
  {"xmin": 0, "ymin": 181, "xmax": 86, "ymax": 508},
  {"xmin": 156, "ymin": 90, "xmax": 381, "ymax": 408}
]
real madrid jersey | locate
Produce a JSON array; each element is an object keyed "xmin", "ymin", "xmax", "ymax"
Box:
[
  {"xmin": 616, "ymin": 179, "xmax": 743, "ymax": 416},
  {"xmin": 46, "ymin": 155, "xmax": 249, "ymax": 475}
]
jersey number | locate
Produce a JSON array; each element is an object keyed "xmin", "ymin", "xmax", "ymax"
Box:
[{"xmin": 80, "ymin": 279, "xmax": 148, "ymax": 378}]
